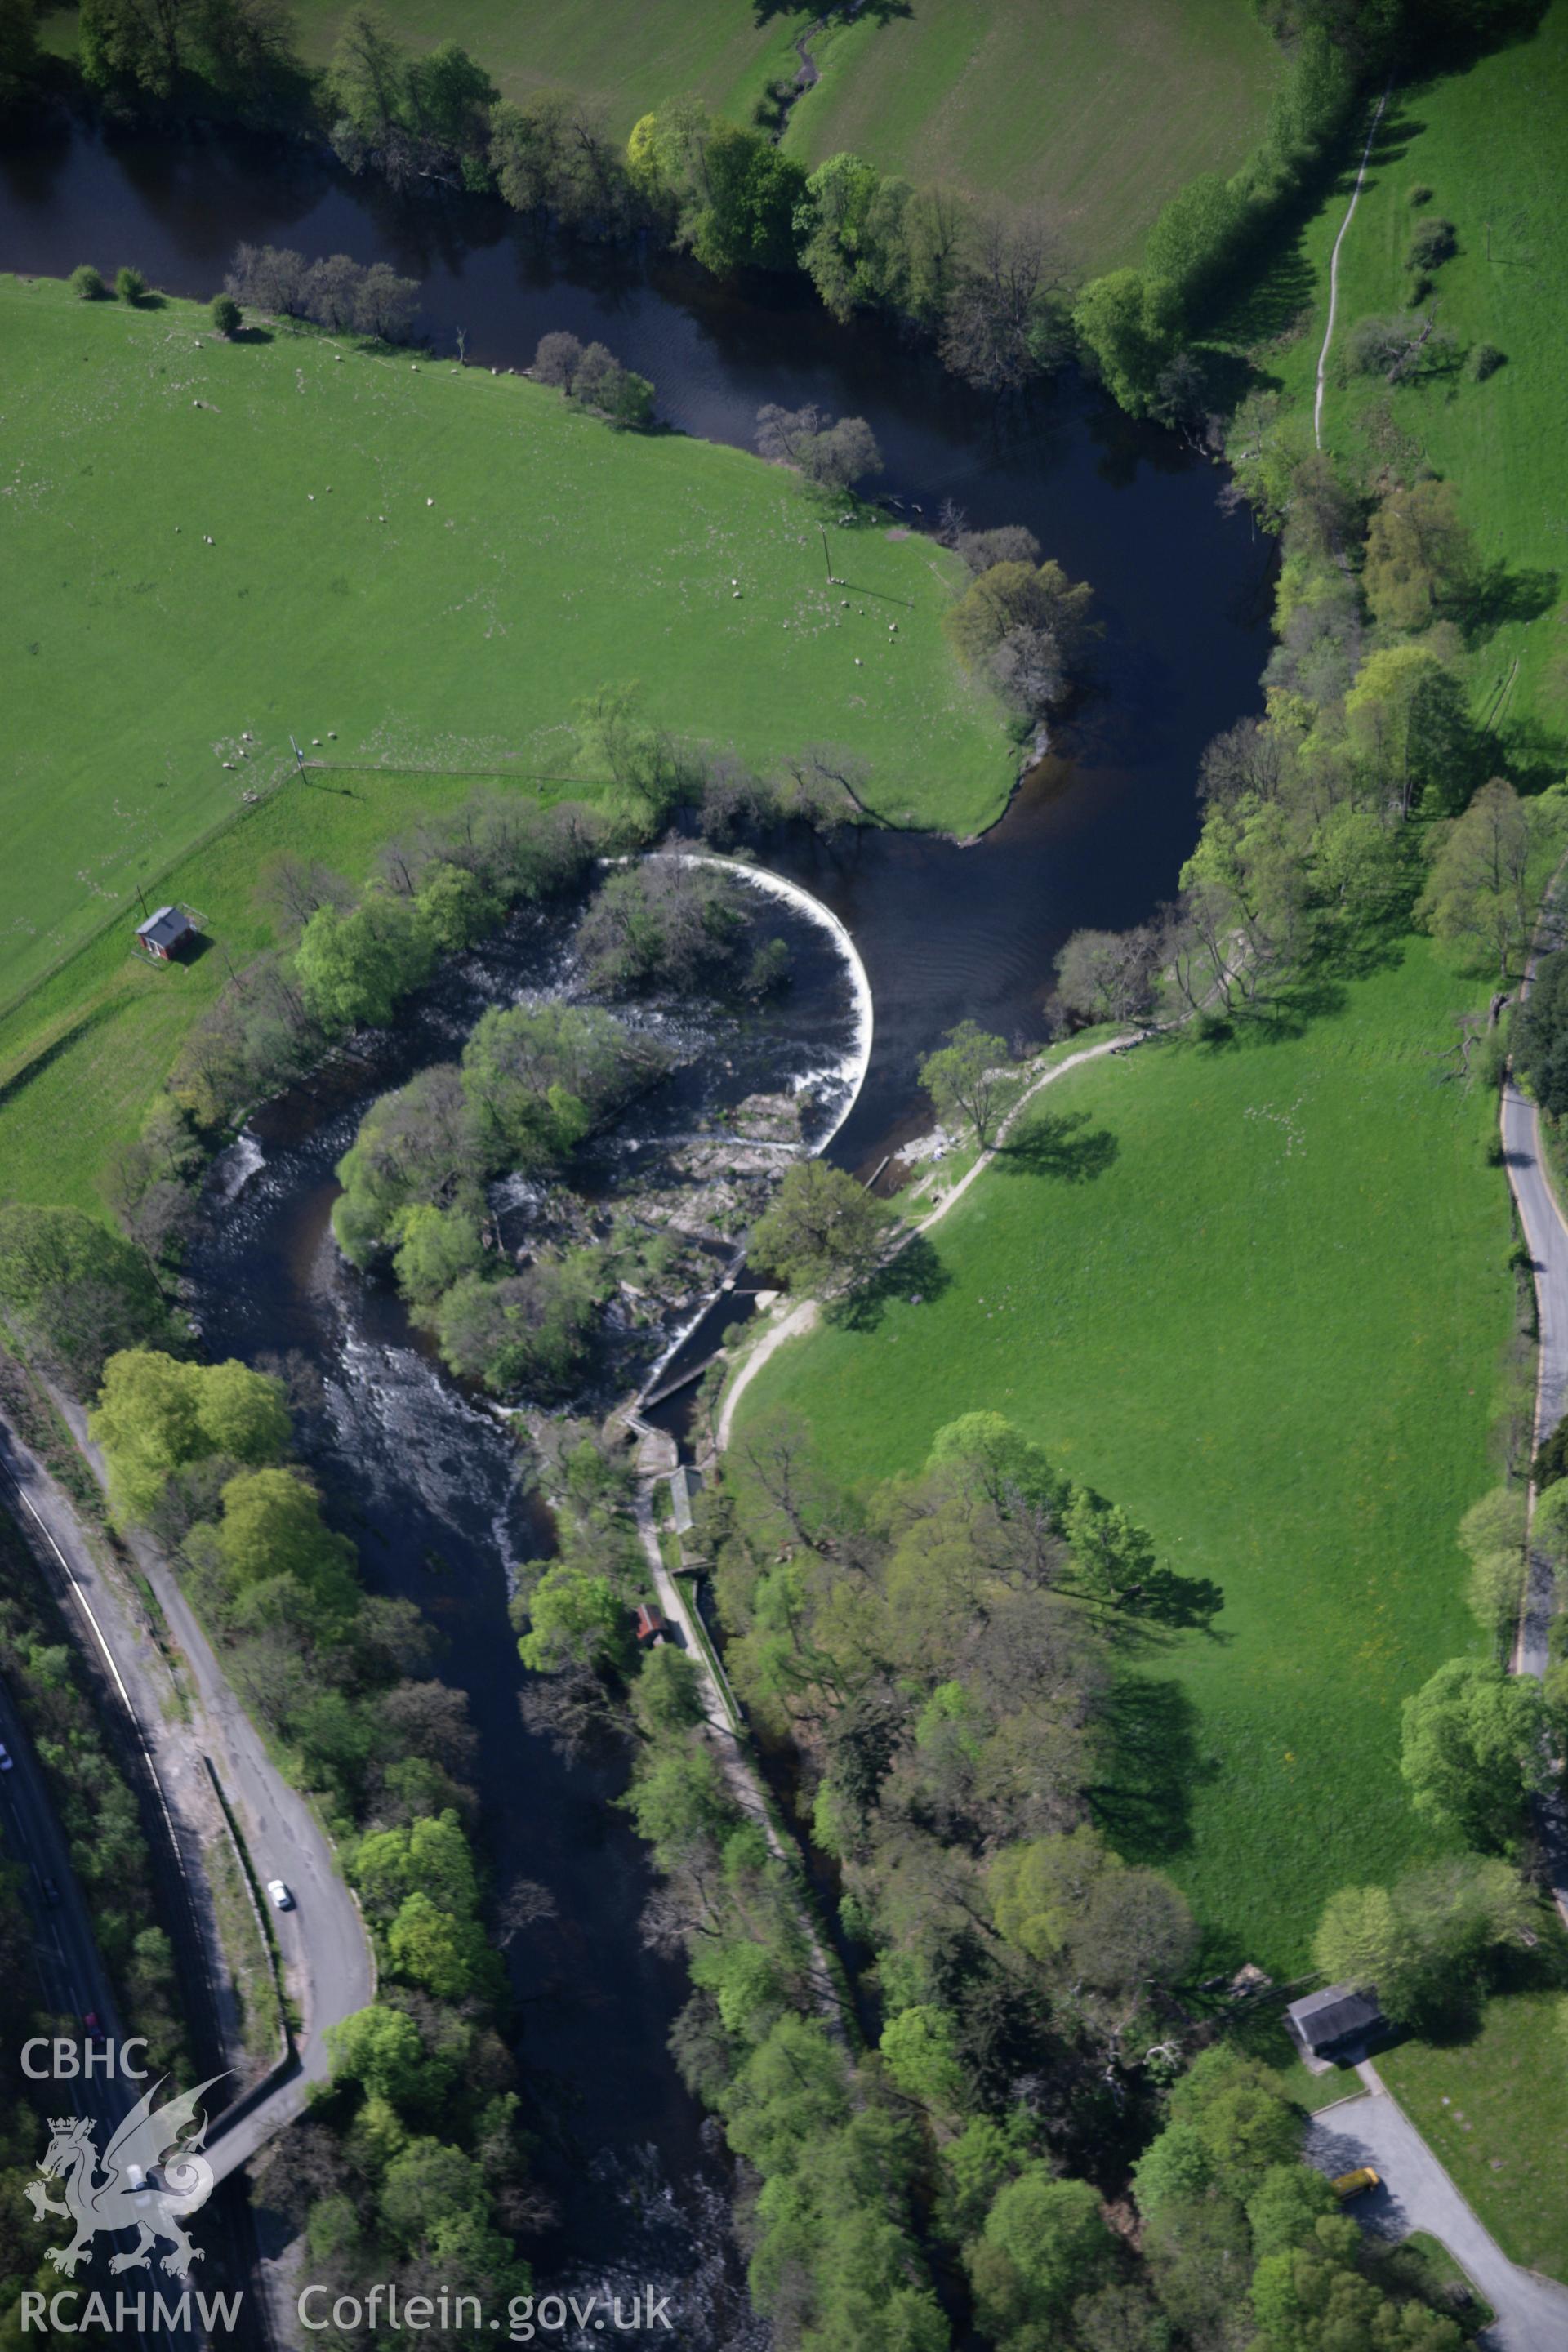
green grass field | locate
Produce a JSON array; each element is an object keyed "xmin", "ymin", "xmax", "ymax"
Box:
[
  {"xmin": 0, "ymin": 274, "xmax": 1009, "ymax": 989},
  {"xmin": 728, "ymin": 942, "xmax": 1516, "ymax": 1970},
  {"xmin": 0, "ymin": 272, "xmax": 1012, "ymax": 1209},
  {"xmin": 1218, "ymin": 0, "xmax": 1568, "ymax": 745},
  {"xmin": 789, "ymin": 0, "xmax": 1281, "ymax": 270},
  {"xmin": 40, "ymin": 0, "xmax": 1280, "ymax": 274},
  {"xmin": 1382, "ymin": 1993, "xmax": 1568, "ymax": 2283}
]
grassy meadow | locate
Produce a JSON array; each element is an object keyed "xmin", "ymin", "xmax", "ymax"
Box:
[
  {"xmin": 728, "ymin": 942, "xmax": 1517, "ymax": 1971},
  {"xmin": 0, "ymin": 274, "xmax": 1009, "ymax": 1000},
  {"xmin": 790, "ymin": 0, "xmax": 1281, "ymax": 270},
  {"xmin": 1381, "ymin": 1992, "xmax": 1568, "ymax": 2282},
  {"xmin": 1218, "ymin": 0, "xmax": 1568, "ymax": 746}
]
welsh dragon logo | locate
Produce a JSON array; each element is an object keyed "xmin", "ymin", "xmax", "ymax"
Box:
[{"xmin": 25, "ymin": 2076, "xmax": 223, "ymax": 2278}]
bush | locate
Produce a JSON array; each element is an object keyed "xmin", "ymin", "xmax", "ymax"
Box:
[
  {"xmin": 1468, "ymin": 341, "xmax": 1505, "ymax": 381},
  {"xmin": 210, "ymin": 293, "xmax": 242, "ymax": 336},
  {"xmin": 69, "ymin": 264, "xmax": 106, "ymax": 301},
  {"xmin": 1408, "ymin": 182, "xmax": 1434, "ymax": 207},
  {"xmin": 1406, "ymin": 216, "xmax": 1458, "ymax": 273},
  {"xmin": 115, "ymin": 265, "xmax": 147, "ymax": 305}
]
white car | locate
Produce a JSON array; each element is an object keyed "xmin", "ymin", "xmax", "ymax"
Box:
[{"xmin": 266, "ymin": 1879, "xmax": 295, "ymax": 1911}]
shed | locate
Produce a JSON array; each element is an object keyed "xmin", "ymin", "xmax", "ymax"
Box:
[
  {"xmin": 1285, "ymin": 1984, "xmax": 1383, "ymax": 2064},
  {"xmin": 635, "ymin": 1603, "xmax": 668, "ymax": 1646},
  {"xmin": 135, "ymin": 905, "xmax": 195, "ymax": 962},
  {"xmin": 669, "ymin": 1465, "xmax": 703, "ymax": 1536}
]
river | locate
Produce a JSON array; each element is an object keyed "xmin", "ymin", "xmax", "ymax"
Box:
[{"xmin": 0, "ymin": 110, "xmax": 1273, "ymax": 2340}]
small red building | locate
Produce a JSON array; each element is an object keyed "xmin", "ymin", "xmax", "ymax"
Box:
[
  {"xmin": 635, "ymin": 1603, "xmax": 668, "ymax": 1646},
  {"xmin": 135, "ymin": 905, "xmax": 195, "ymax": 962}
]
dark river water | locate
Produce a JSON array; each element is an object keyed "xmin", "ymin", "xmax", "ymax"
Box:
[{"xmin": 0, "ymin": 111, "xmax": 1272, "ymax": 2337}]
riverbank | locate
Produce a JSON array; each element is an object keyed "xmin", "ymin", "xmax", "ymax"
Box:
[
  {"xmin": 724, "ymin": 938, "xmax": 1518, "ymax": 1971},
  {"xmin": 34, "ymin": 0, "xmax": 1282, "ymax": 274}
]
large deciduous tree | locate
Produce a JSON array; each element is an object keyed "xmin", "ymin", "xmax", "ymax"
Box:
[
  {"xmin": 919, "ymin": 1022, "xmax": 1010, "ymax": 1147},
  {"xmin": 750, "ymin": 1159, "xmax": 892, "ymax": 1296},
  {"xmin": 1400, "ymin": 1655, "xmax": 1548, "ymax": 1851}
]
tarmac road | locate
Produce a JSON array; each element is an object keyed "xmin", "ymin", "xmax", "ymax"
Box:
[
  {"xmin": 1308, "ymin": 2070, "xmax": 1568, "ymax": 2352},
  {"xmin": 0, "ymin": 1412, "xmax": 373, "ymax": 2187}
]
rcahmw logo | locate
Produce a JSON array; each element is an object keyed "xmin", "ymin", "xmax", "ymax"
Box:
[{"xmin": 20, "ymin": 2065, "xmax": 242, "ymax": 2332}]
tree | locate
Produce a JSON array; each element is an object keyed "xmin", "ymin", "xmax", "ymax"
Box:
[
  {"xmin": 1400, "ymin": 1656, "xmax": 1548, "ymax": 1850},
  {"xmin": 938, "ymin": 208, "xmax": 1070, "ymax": 393},
  {"xmin": 944, "ymin": 560, "xmax": 1098, "ymax": 706},
  {"xmin": 385, "ymin": 1891, "xmax": 492, "ymax": 2000},
  {"xmin": 755, "ymin": 403, "xmax": 884, "ymax": 494},
  {"xmin": 532, "ymin": 329, "xmax": 582, "ymax": 388},
  {"xmin": 968, "ymin": 2168, "xmax": 1112, "ymax": 2345},
  {"xmin": 1364, "ymin": 479, "xmax": 1477, "ymax": 632},
  {"xmin": 1311, "ymin": 1881, "xmax": 1416, "ymax": 2008},
  {"xmin": 693, "ymin": 122, "xmax": 804, "ymax": 274},
  {"xmin": 115, "ymin": 265, "xmax": 147, "ymax": 304},
  {"xmin": 631, "ymin": 1644, "xmax": 706, "ymax": 1738},
  {"xmin": 207, "ymin": 1469, "xmax": 359, "ymax": 1613},
  {"xmin": 294, "ymin": 892, "xmax": 435, "ymax": 1031},
  {"xmin": 1346, "ymin": 643, "xmax": 1474, "ymax": 819},
  {"xmin": 920, "ymin": 1023, "xmax": 1009, "ymax": 1147},
  {"xmin": 989, "ymin": 1827, "xmax": 1197, "ymax": 2013},
  {"xmin": 573, "ymin": 860, "xmax": 743, "ymax": 991},
  {"xmin": 210, "ymin": 292, "xmax": 242, "ymax": 336},
  {"xmin": 352, "ymin": 261, "xmax": 420, "ymax": 341},
  {"xmin": 514, "ymin": 1561, "xmax": 624, "ymax": 1673},
  {"xmin": 1418, "ymin": 778, "xmax": 1561, "ymax": 978},
  {"xmin": 750, "ymin": 1159, "xmax": 892, "ymax": 1296},
  {"xmin": 0, "ymin": 1204, "xmax": 176, "ymax": 1393},
  {"xmin": 1144, "ymin": 172, "xmax": 1252, "ymax": 310},
  {"xmin": 570, "ymin": 341, "xmax": 655, "ymax": 429},
  {"xmin": 432, "ymin": 1254, "xmax": 603, "ymax": 1397},
  {"xmin": 327, "ymin": 2002, "xmax": 426, "ymax": 2105},
  {"xmin": 88, "ymin": 1350, "xmax": 288, "ymax": 1525},
  {"xmin": 0, "ymin": 0, "xmax": 40, "ymax": 101},
  {"xmin": 353, "ymin": 1809, "xmax": 478, "ymax": 1920},
  {"xmin": 1453, "ymin": 1480, "xmax": 1529, "ymax": 1655},
  {"xmin": 1072, "ymin": 270, "xmax": 1181, "ymax": 416},
  {"xmin": 69, "ymin": 264, "xmax": 108, "ymax": 300},
  {"xmin": 1054, "ymin": 926, "xmax": 1160, "ymax": 1026},
  {"xmin": 1515, "ymin": 950, "xmax": 1568, "ymax": 1120}
]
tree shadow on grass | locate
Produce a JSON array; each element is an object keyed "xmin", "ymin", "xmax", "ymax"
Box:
[
  {"xmin": 1454, "ymin": 559, "xmax": 1559, "ymax": 646},
  {"xmin": 1085, "ymin": 1673, "xmax": 1212, "ymax": 1864},
  {"xmin": 829, "ymin": 1232, "xmax": 950, "ymax": 1334},
  {"xmin": 996, "ymin": 1107, "xmax": 1119, "ymax": 1182}
]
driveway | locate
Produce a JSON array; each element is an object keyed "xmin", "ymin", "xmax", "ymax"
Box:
[{"xmin": 1307, "ymin": 2072, "xmax": 1568, "ymax": 2352}]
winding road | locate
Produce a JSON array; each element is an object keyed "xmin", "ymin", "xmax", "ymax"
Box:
[{"xmin": 0, "ymin": 1407, "xmax": 374, "ymax": 2185}]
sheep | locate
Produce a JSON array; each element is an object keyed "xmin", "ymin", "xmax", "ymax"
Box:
[
  {"xmin": 426, "ymin": 497, "xmax": 434, "ymax": 507},
  {"xmin": 854, "ymin": 657, "xmax": 862, "ymax": 666}
]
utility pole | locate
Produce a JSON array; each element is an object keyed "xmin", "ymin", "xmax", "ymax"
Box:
[
  {"xmin": 136, "ymin": 884, "xmax": 149, "ymax": 920},
  {"xmin": 818, "ymin": 523, "xmax": 832, "ymax": 583},
  {"xmin": 289, "ymin": 734, "xmax": 308, "ymax": 777}
]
